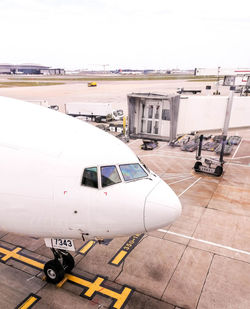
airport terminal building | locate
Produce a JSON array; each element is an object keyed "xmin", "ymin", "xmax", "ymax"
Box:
[{"xmin": 0, "ymin": 64, "xmax": 65, "ymax": 75}]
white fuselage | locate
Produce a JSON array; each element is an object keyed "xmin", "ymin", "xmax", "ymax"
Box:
[{"xmin": 0, "ymin": 97, "xmax": 182, "ymax": 240}]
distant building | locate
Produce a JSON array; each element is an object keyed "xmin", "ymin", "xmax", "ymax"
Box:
[
  {"xmin": 195, "ymin": 68, "xmax": 250, "ymax": 76},
  {"xmin": 0, "ymin": 63, "xmax": 65, "ymax": 75}
]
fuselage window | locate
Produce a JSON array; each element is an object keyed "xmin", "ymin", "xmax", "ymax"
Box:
[
  {"xmin": 120, "ymin": 163, "xmax": 148, "ymax": 181},
  {"xmin": 101, "ymin": 166, "xmax": 121, "ymax": 187},
  {"xmin": 82, "ymin": 167, "xmax": 98, "ymax": 188}
]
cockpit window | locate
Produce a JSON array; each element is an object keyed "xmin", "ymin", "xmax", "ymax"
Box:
[
  {"xmin": 120, "ymin": 163, "xmax": 148, "ymax": 181},
  {"xmin": 82, "ymin": 167, "xmax": 98, "ymax": 188},
  {"xmin": 101, "ymin": 166, "xmax": 121, "ymax": 187}
]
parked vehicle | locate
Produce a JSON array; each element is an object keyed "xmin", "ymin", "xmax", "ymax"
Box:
[
  {"xmin": 88, "ymin": 82, "xmax": 97, "ymax": 87},
  {"xmin": 65, "ymin": 102, "xmax": 123, "ymax": 122}
]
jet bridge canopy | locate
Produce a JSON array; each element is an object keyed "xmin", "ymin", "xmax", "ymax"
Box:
[{"xmin": 127, "ymin": 93, "xmax": 180, "ymax": 142}]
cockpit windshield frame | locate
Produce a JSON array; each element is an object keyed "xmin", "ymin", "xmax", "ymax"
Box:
[{"xmin": 82, "ymin": 162, "xmax": 149, "ymax": 189}]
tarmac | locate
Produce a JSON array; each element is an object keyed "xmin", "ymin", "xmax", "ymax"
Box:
[{"xmin": 0, "ymin": 79, "xmax": 249, "ymax": 308}]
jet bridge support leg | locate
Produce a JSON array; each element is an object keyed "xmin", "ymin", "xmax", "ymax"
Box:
[{"xmin": 44, "ymin": 249, "xmax": 75, "ymax": 284}]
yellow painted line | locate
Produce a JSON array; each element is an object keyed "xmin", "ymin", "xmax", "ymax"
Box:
[
  {"xmin": 1, "ymin": 247, "xmax": 22, "ymax": 262},
  {"xmin": 0, "ymin": 247, "xmax": 44, "ymax": 269},
  {"xmin": 56, "ymin": 276, "xmax": 68, "ymax": 288},
  {"xmin": 111, "ymin": 250, "xmax": 128, "ymax": 265},
  {"xmin": 66, "ymin": 273, "xmax": 133, "ymax": 309},
  {"xmin": 84, "ymin": 277, "xmax": 104, "ymax": 297},
  {"xmin": 0, "ymin": 245, "xmax": 133, "ymax": 309},
  {"xmin": 109, "ymin": 233, "xmax": 144, "ymax": 266},
  {"xmin": 79, "ymin": 240, "xmax": 96, "ymax": 255},
  {"xmin": 113, "ymin": 287, "xmax": 133, "ymax": 309},
  {"xmin": 16, "ymin": 294, "xmax": 41, "ymax": 309},
  {"xmin": 18, "ymin": 296, "xmax": 37, "ymax": 309}
]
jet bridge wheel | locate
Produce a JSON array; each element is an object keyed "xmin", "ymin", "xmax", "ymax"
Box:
[
  {"xmin": 44, "ymin": 259, "xmax": 65, "ymax": 284},
  {"xmin": 194, "ymin": 161, "xmax": 202, "ymax": 172},
  {"xmin": 215, "ymin": 166, "xmax": 223, "ymax": 177}
]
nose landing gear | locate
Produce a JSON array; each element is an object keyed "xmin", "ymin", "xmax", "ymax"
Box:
[{"xmin": 44, "ymin": 248, "xmax": 75, "ymax": 284}]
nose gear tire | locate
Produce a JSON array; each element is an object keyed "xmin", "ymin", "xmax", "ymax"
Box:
[{"xmin": 44, "ymin": 259, "xmax": 65, "ymax": 284}]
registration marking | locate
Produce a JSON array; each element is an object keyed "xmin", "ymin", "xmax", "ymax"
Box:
[
  {"xmin": 44, "ymin": 238, "xmax": 75, "ymax": 251},
  {"xmin": 109, "ymin": 234, "xmax": 144, "ymax": 266}
]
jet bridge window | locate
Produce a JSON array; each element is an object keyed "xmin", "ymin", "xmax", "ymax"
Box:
[
  {"xmin": 120, "ymin": 163, "xmax": 148, "ymax": 181},
  {"xmin": 162, "ymin": 109, "xmax": 170, "ymax": 121},
  {"xmin": 101, "ymin": 166, "xmax": 121, "ymax": 187},
  {"xmin": 82, "ymin": 167, "xmax": 98, "ymax": 188}
]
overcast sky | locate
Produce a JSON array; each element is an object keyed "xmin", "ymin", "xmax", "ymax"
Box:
[{"xmin": 0, "ymin": 0, "xmax": 250, "ymax": 70}]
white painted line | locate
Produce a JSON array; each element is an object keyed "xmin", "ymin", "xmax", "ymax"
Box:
[
  {"xmin": 157, "ymin": 143, "xmax": 168, "ymax": 151},
  {"xmin": 140, "ymin": 154, "xmax": 194, "ymax": 161},
  {"xmin": 128, "ymin": 139, "xmax": 140, "ymax": 146},
  {"xmin": 231, "ymin": 155, "xmax": 250, "ymax": 160},
  {"xmin": 157, "ymin": 229, "xmax": 250, "ymax": 256},
  {"xmin": 178, "ymin": 177, "xmax": 202, "ymax": 197},
  {"xmin": 227, "ymin": 162, "xmax": 250, "ymax": 168},
  {"xmin": 168, "ymin": 176, "xmax": 195, "ymax": 185},
  {"xmin": 232, "ymin": 138, "xmax": 243, "ymax": 159},
  {"xmin": 156, "ymin": 150, "xmax": 194, "ymax": 156},
  {"xmin": 163, "ymin": 174, "xmax": 192, "ymax": 180}
]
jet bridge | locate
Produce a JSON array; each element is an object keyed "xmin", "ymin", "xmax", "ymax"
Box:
[{"xmin": 127, "ymin": 93, "xmax": 180, "ymax": 142}]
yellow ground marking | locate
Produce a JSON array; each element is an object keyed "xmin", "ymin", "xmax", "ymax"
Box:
[
  {"xmin": 84, "ymin": 277, "xmax": 105, "ymax": 297},
  {"xmin": 56, "ymin": 276, "xmax": 68, "ymax": 288},
  {"xmin": 1, "ymin": 247, "xmax": 22, "ymax": 262},
  {"xmin": 111, "ymin": 250, "xmax": 128, "ymax": 265},
  {"xmin": 17, "ymin": 295, "xmax": 40, "ymax": 309},
  {"xmin": 0, "ymin": 245, "xmax": 133, "ymax": 309},
  {"xmin": 0, "ymin": 247, "xmax": 44, "ymax": 269},
  {"xmin": 66, "ymin": 273, "xmax": 133, "ymax": 309},
  {"xmin": 109, "ymin": 233, "xmax": 144, "ymax": 266},
  {"xmin": 79, "ymin": 240, "xmax": 96, "ymax": 255}
]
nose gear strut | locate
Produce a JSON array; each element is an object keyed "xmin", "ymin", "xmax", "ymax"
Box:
[{"xmin": 44, "ymin": 248, "xmax": 75, "ymax": 284}]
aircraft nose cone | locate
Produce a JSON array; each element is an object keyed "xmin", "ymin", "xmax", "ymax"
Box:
[{"xmin": 144, "ymin": 180, "xmax": 182, "ymax": 232}]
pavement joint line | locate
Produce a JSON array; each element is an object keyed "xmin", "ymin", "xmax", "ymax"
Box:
[
  {"xmin": 160, "ymin": 244, "xmax": 188, "ymax": 300},
  {"xmin": 177, "ymin": 177, "xmax": 202, "ymax": 197},
  {"xmin": 15, "ymin": 293, "xmax": 41, "ymax": 309},
  {"xmin": 195, "ymin": 253, "xmax": 215, "ymax": 309},
  {"xmin": 157, "ymin": 230, "xmax": 250, "ymax": 256},
  {"xmin": 0, "ymin": 244, "xmax": 134, "ymax": 309},
  {"xmin": 168, "ymin": 175, "xmax": 195, "ymax": 185}
]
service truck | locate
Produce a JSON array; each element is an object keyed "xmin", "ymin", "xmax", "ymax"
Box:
[{"xmin": 65, "ymin": 102, "xmax": 123, "ymax": 122}]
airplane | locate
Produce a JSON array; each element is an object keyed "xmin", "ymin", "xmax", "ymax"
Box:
[{"xmin": 0, "ymin": 96, "xmax": 182, "ymax": 283}]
